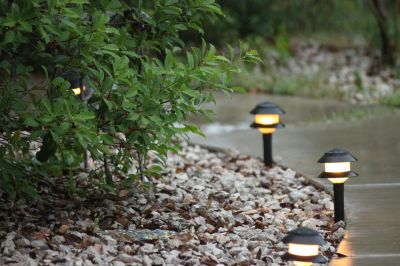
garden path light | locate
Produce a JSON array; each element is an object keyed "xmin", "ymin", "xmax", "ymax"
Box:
[
  {"xmin": 318, "ymin": 148, "xmax": 358, "ymax": 222},
  {"xmin": 250, "ymin": 101, "xmax": 285, "ymax": 167},
  {"xmin": 283, "ymin": 227, "xmax": 327, "ymax": 266}
]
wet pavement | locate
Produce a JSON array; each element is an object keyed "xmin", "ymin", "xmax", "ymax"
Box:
[{"xmin": 190, "ymin": 93, "xmax": 400, "ymax": 265}]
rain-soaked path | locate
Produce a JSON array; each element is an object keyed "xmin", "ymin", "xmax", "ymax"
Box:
[{"xmin": 190, "ymin": 93, "xmax": 400, "ymax": 266}]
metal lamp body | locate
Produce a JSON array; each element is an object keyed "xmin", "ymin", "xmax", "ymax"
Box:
[
  {"xmin": 249, "ymin": 102, "xmax": 285, "ymax": 167},
  {"xmin": 60, "ymin": 72, "xmax": 93, "ymax": 169},
  {"xmin": 318, "ymin": 148, "xmax": 358, "ymax": 222},
  {"xmin": 282, "ymin": 227, "xmax": 327, "ymax": 265},
  {"xmin": 61, "ymin": 72, "xmax": 93, "ymax": 101}
]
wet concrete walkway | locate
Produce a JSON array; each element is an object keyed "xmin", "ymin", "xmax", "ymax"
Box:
[{"xmin": 190, "ymin": 93, "xmax": 400, "ymax": 266}]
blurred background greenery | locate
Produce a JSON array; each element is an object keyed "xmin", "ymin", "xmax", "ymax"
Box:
[
  {"xmin": 205, "ymin": 1, "xmax": 377, "ymax": 46},
  {"xmin": 187, "ymin": 0, "xmax": 400, "ymax": 106}
]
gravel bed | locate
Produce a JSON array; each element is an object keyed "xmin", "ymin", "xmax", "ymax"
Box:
[{"xmin": 0, "ymin": 143, "xmax": 344, "ymax": 265}]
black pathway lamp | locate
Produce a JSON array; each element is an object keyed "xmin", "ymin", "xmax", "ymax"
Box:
[
  {"xmin": 62, "ymin": 71, "xmax": 93, "ymax": 101},
  {"xmin": 250, "ymin": 101, "xmax": 285, "ymax": 167},
  {"xmin": 283, "ymin": 227, "xmax": 327, "ymax": 266},
  {"xmin": 318, "ymin": 148, "xmax": 358, "ymax": 223},
  {"xmin": 62, "ymin": 71, "xmax": 93, "ymax": 169},
  {"xmin": 36, "ymin": 72, "xmax": 94, "ymax": 163}
]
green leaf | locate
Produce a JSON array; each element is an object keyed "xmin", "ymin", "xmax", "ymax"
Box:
[
  {"xmin": 19, "ymin": 21, "xmax": 33, "ymax": 32},
  {"xmin": 215, "ymin": 55, "xmax": 230, "ymax": 63},
  {"xmin": 4, "ymin": 31, "xmax": 15, "ymax": 43},
  {"xmin": 125, "ymin": 87, "xmax": 138, "ymax": 98},
  {"xmin": 127, "ymin": 113, "xmax": 139, "ymax": 121},
  {"xmin": 40, "ymin": 98, "xmax": 52, "ymax": 113},
  {"xmin": 101, "ymin": 134, "xmax": 114, "ymax": 144},
  {"xmin": 96, "ymin": 143, "xmax": 110, "ymax": 154},
  {"xmin": 31, "ymin": 130, "xmax": 44, "ymax": 140},
  {"xmin": 103, "ymin": 98, "xmax": 114, "ymax": 110},
  {"xmin": 69, "ymin": 0, "xmax": 89, "ymax": 4},
  {"xmin": 187, "ymin": 52, "xmax": 194, "ymax": 69},
  {"xmin": 162, "ymin": 6, "xmax": 182, "ymax": 15},
  {"xmin": 2, "ymin": 18, "xmax": 17, "ymax": 27},
  {"xmin": 24, "ymin": 117, "xmax": 39, "ymax": 127},
  {"xmin": 73, "ymin": 112, "xmax": 95, "ymax": 121}
]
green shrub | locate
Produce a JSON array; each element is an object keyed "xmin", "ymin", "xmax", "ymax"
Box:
[
  {"xmin": 0, "ymin": 0, "xmax": 258, "ymax": 198},
  {"xmin": 205, "ymin": 0, "xmax": 376, "ymax": 43}
]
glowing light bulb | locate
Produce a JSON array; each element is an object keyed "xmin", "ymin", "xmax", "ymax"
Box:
[
  {"xmin": 255, "ymin": 114, "xmax": 279, "ymax": 125},
  {"xmin": 288, "ymin": 243, "xmax": 319, "ymax": 257},
  {"xmin": 72, "ymin": 87, "xmax": 81, "ymax": 95},
  {"xmin": 324, "ymin": 162, "xmax": 350, "ymax": 173},
  {"xmin": 293, "ymin": 261, "xmax": 313, "ymax": 266}
]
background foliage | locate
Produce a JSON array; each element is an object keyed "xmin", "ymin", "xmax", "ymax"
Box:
[
  {"xmin": 186, "ymin": 0, "xmax": 400, "ymax": 104},
  {"xmin": 203, "ymin": 0, "xmax": 400, "ymax": 65},
  {"xmin": 0, "ymin": 0, "xmax": 258, "ymax": 198}
]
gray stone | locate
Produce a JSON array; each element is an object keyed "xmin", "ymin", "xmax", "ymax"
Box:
[
  {"xmin": 14, "ymin": 237, "xmax": 30, "ymax": 247},
  {"xmin": 142, "ymin": 255, "xmax": 152, "ymax": 266},
  {"xmin": 31, "ymin": 240, "xmax": 46, "ymax": 249},
  {"xmin": 333, "ymin": 220, "xmax": 346, "ymax": 231},
  {"xmin": 198, "ymin": 243, "xmax": 224, "ymax": 258},
  {"xmin": 289, "ymin": 191, "xmax": 307, "ymax": 202},
  {"xmin": 333, "ymin": 227, "xmax": 346, "ymax": 240},
  {"xmin": 103, "ymin": 235, "xmax": 118, "ymax": 245},
  {"xmin": 301, "ymin": 218, "xmax": 324, "ymax": 230},
  {"xmin": 2, "ymin": 238, "xmax": 16, "ymax": 256},
  {"xmin": 52, "ymin": 235, "xmax": 65, "ymax": 245},
  {"xmin": 116, "ymin": 254, "xmax": 137, "ymax": 263},
  {"xmin": 149, "ymin": 254, "xmax": 164, "ymax": 265},
  {"xmin": 59, "ymin": 245, "xmax": 72, "ymax": 253}
]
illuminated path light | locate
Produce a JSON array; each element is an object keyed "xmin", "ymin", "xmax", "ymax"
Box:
[
  {"xmin": 318, "ymin": 148, "xmax": 358, "ymax": 223},
  {"xmin": 283, "ymin": 227, "xmax": 327, "ymax": 265},
  {"xmin": 62, "ymin": 71, "xmax": 93, "ymax": 101},
  {"xmin": 60, "ymin": 71, "xmax": 94, "ymax": 169},
  {"xmin": 250, "ymin": 101, "xmax": 285, "ymax": 167}
]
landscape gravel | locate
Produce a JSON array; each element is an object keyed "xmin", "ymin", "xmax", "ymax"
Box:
[{"xmin": 0, "ymin": 143, "xmax": 344, "ymax": 265}]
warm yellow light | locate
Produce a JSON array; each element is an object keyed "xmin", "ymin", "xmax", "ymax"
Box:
[
  {"xmin": 324, "ymin": 162, "xmax": 350, "ymax": 173},
  {"xmin": 288, "ymin": 243, "xmax": 319, "ymax": 257},
  {"xmin": 293, "ymin": 261, "xmax": 313, "ymax": 266},
  {"xmin": 328, "ymin": 177, "xmax": 349, "ymax": 184},
  {"xmin": 258, "ymin": 128, "xmax": 276, "ymax": 134},
  {"xmin": 72, "ymin": 87, "xmax": 81, "ymax": 95},
  {"xmin": 255, "ymin": 114, "xmax": 279, "ymax": 125}
]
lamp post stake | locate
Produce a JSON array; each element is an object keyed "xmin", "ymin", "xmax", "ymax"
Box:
[
  {"xmin": 262, "ymin": 133, "xmax": 273, "ymax": 166},
  {"xmin": 333, "ymin": 183, "xmax": 345, "ymax": 222}
]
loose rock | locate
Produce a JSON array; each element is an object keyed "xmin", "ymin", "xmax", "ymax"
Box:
[{"xmin": 0, "ymin": 143, "xmax": 339, "ymax": 265}]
